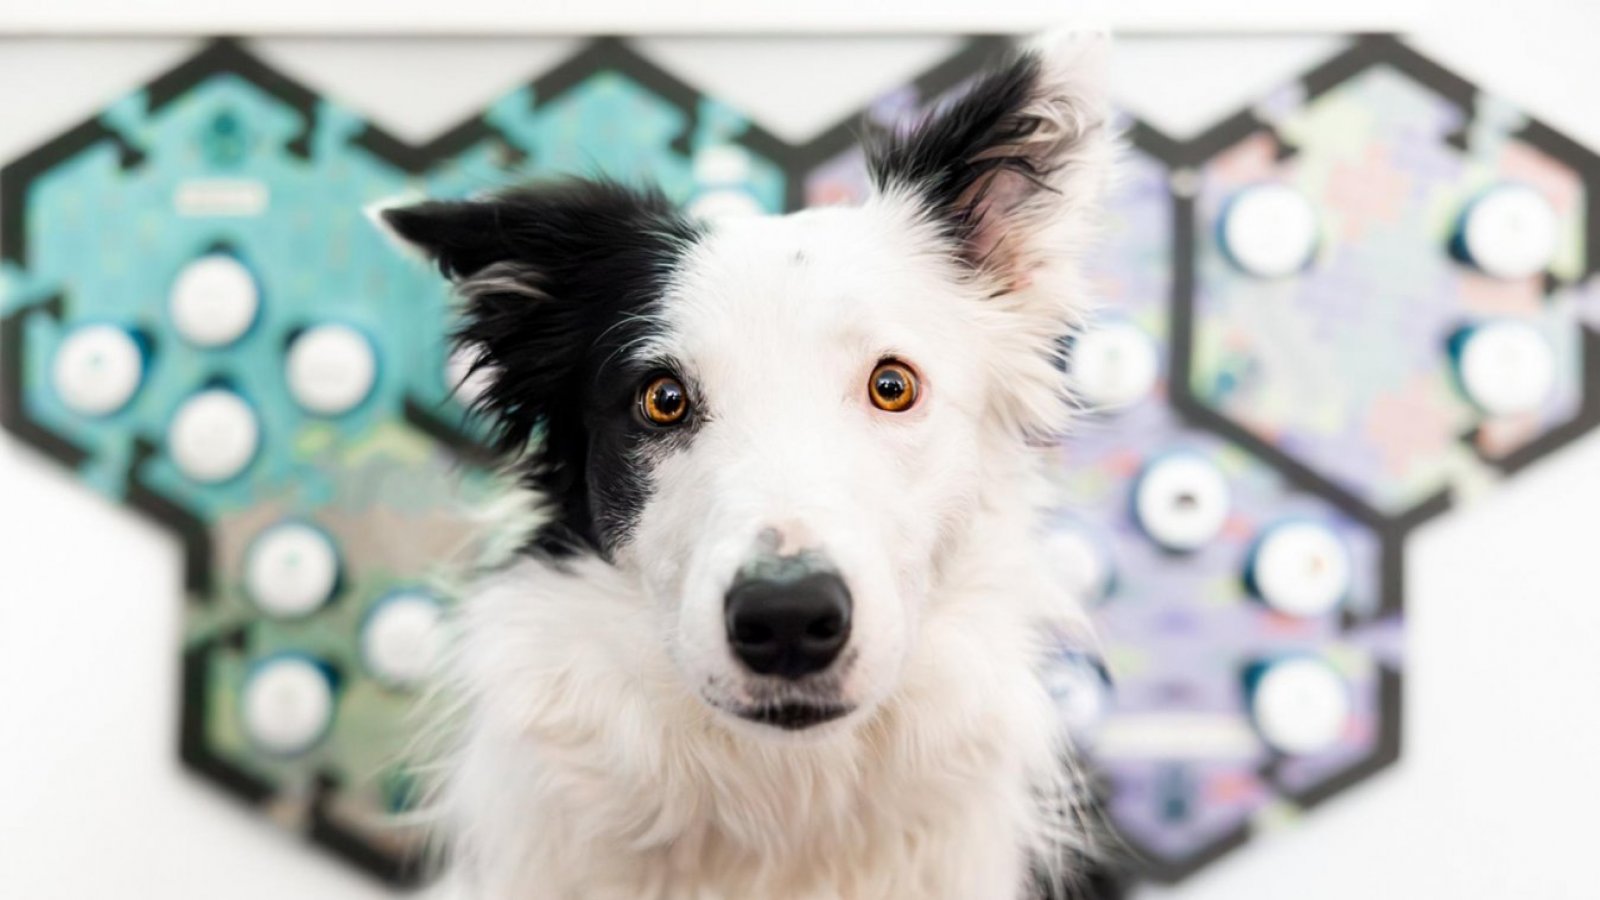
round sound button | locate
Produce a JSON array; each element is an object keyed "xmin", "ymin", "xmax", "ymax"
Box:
[{"xmin": 52, "ymin": 324, "xmax": 144, "ymax": 416}]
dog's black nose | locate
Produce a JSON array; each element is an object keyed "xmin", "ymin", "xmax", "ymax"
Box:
[{"xmin": 724, "ymin": 571, "xmax": 852, "ymax": 680}]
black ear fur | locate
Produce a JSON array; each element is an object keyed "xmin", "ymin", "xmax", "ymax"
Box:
[
  {"xmin": 866, "ymin": 54, "xmax": 1045, "ymax": 253},
  {"xmin": 386, "ymin": 180, "xmax": 702, "ymax": 554},
  {"xmin": 382, "ymin": 200, "xmax": 525, "ymax": 281},
  {"xmin": 866, "ymin": 38, "xmax": 1109, "ymax": 281}
]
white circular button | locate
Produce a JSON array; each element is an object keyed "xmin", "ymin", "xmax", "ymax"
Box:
[
  {"xmin": 286, "ymin": 324, "xmax": 378, "ymax": 416},
  {"xmin": 1069, "ymin": 322, "xmax": 1160, "ymax": 410},
  {"xmin": 1462, "ymin": 184, "xmax": 1559, "ymax": 280},
  {"xmin": 51, "ymin": 324, "xmax": 143, "ymax": 416},
  {"xmin": 168, "ymin": 389, "xmax": 259, "ymax": 483},
  {"xmin": 169, "ymin": 255, "xmax": 259, "ymax": 347},
  {"xmin": 1456, "ymin": 321, "xmax": 1557, "ymax": 417},
  {"xmin": 1045, "ymin": 524, "xmax": 1113, "ymax": 603},
  {"xmin": 1134, "ymin": 454, "xmax": 1231, "ymax": 552},
  {"xmin": 241, "ymin": 656, "xmax": 335, "ymax": 756},
  {"xmin": 1250, "ymin": 522, "xmax": 1351, "ymax": 617},
  {"xmin": 445, "ymin": 344, "xmax": 495, "ymax": 406},
  {"xmin": 245, "ymin": 523, "xmax": 340, "ymax": 617},
  {"xmin": 361, "ymin": 593, "xmax": 446, "ymax": 689},
  {"xmin": 1221, "ymin": 183, "xmax": 1319, "ymax": 278},
  {"xmin": 688, "ymin": 189, "xmax": 764, "ymax": 220},
  {"xmin": 1044, "ymin": 654, "xmax": 1112, "ymax": 735},
  {"xmin": 1250, "ymin": 657, "xmax": 1351, "ymax": 756},
  {"xmin": 693, "ymin": 144, "xmax": 751, "ymax": 185}
]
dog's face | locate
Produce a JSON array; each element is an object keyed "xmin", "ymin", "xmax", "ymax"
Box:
[{"xmin": 385, "ymin": 37, "xmax": 1110, "ymax": 734}]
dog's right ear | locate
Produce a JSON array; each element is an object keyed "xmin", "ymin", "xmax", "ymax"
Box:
[
  {"xmin": 378, "ymin": 197, "xmax": 530, "ymax": 282},
  {"xmin": 378, "ymin": 182, "xmax": 698, "ymax": 459}
]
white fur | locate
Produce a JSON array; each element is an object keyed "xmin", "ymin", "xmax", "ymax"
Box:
[{"xmin": 426, "ymin": 32, "xmax": 1115, "ymax": 900}]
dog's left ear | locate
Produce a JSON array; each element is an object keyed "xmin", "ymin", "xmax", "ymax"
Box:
[
  {"xmin": 867, "ymin": 31, "xmax": 1113, "ymax": 294},
  {"xmin": 869, "ymin": 32, "xmax": 1114, "ymax": 437}
]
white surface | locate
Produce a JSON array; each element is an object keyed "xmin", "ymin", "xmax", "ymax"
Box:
[
  {"xmin": 50, "ymin": 323, "xmax": 144, "ymax": 416},
  {"xmin": 635, "ymin": 36, "xmax": 965, "ymax": 143},
  {"xmin": 1068, "ymin": 321, "xmax": 1161, "ymax": 410},
  {"xmin": 239, "ymin": 656, "xmax": 336, "ymax": 756},
  {"xmin": 1220, "ymin": 182, "xmax": 1321, "ymax": 278},
  {"xmin": 1134, "ymin": 454, "xmax": 1232, "ymax": 551},
  {"xmin": 244, "ymin": 522, "xmax": 341, "ymax": 617},
  {"xmin": 360, "ymin": 592, "xmax": 445, "ymax": 689},
  {"xmin": 253, "ymin": 38, "xmax": 581, "ymax": 143},
  {"xmin": 1456, "ymin": 320, "xmax": 1558, "ymax": 417},
  {"xmin": 1461, "ymin": 183, "xmax": 1560, "ymax": 280},
  {"xmin": 168, "ymin": 254, "xmax": 259, "ymax": 347},
  {"xmin": 1249, "ymin": 656, "xmax": 1353, "ymax": 755},
  {"xmin": 1250, "ymin": 521, "xmax": 1352, "ymax": 618},
  {"xmin": 0, "ymin": 0, "xmax": 1426, "ymax": 36},
  {"xmin": 166, "ymin": 388, "xmax": 260, "ymax": 483},
  {"xmin": 285, "ymin": 323, "xmax": 378, "ymax": 416},
  {"xmin": 2, "ymin": 5, "xmax": 1600, "ymax": 899}
]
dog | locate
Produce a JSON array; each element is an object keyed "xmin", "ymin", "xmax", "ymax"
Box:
[{"xmin": 382, "ymin": 31, "xmax": 1116, "ymax": 900}]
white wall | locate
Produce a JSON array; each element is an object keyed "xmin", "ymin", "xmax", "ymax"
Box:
[{"xmin": 2, "ymin": 2, "xmax": 1598, "ymax": 898}]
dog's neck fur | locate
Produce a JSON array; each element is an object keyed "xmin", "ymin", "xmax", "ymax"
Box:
[{"xmin": 439, "ymin": 439, "xmax": 1084, "ymax": 900}]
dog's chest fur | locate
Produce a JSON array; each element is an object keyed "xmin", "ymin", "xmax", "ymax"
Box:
[{"xmin": 442, "ymin": 499, "xmax": 1072, "ymax": 900}]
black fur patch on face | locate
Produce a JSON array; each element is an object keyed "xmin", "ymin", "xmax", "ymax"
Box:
[
  {"xmin": 384, "ymin": 181, "xmax": 703, "ymax": 557},
  {"xmin": 864, "ymin": 52, "xmax": 1047, "ymax": 263}
]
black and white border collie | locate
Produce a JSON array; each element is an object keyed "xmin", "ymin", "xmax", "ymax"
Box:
[{"xmin": 383, "ymin": 31, "xmax": 1114, "ymax": 900}]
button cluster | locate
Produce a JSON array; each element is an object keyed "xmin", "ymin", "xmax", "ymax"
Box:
[
  {"xmin": 236, "ymin": 517, "xmax": 447, "ymax": 757},
  {"xmin": 1054, "ymin": 446, "xmax": 1359, "ymax": 758},
  {"xmin": 1215, "ymin": 180, "xmax": 1563, "ymax": 427},
  {"xmin": 48, "ymin": 254, "xmax": 392, "ymax": 484},
  {"xmin": 1221, "ymin": 180, "xmax": 1561, "ymax": 284}
]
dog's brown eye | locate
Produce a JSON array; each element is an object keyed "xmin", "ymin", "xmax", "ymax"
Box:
[
  {"xmin": 869, "ymin": 360, "xmax": 918, "ymax": 412},
  {"xmin": 640, "ymin": 375, "xmax": 689, "ymax": 426}
]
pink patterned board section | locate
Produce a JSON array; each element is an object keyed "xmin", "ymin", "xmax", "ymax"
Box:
[{"xmin": 1186, "ymin": 44, "xmax": 1598, "ymax": 518}]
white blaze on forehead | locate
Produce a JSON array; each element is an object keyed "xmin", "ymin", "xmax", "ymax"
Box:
[{"xmin": 642, "ymin": 204, "xmax": 984, "ymax": 390}]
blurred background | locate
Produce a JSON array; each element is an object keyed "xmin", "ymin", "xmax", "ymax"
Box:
[{"xmin": 2, "ymin": 2, "xmax": 1598, "ymax": 899}]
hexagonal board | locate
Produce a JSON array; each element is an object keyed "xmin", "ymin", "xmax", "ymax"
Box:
[{"xmin": 1176, "ymin": 35, "xmax": 1600, "ymax": 523}]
